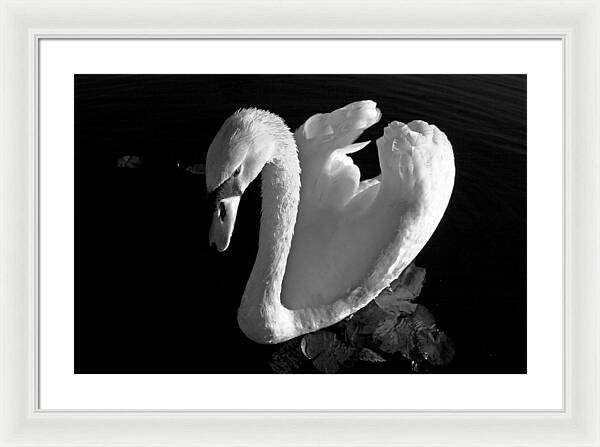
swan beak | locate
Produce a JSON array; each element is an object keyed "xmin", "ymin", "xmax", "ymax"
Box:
[{"xmin": 209, "ymin": 196, "xmax": 241, "ymax": 252}]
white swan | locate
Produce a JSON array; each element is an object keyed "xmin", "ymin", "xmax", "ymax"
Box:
[{"xmin": 206, "ymin": 101, "xmax": 455, "ymax": 344}]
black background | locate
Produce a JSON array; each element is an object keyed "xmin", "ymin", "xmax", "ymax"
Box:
[{"xmin": 74, "ymin": 74, "xmax": 526, "ymax": 373}]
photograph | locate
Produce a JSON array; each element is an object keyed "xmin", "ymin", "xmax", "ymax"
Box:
[{"xmin": 74, "ymin": 74, "xmax": 526, "ymax": 374}]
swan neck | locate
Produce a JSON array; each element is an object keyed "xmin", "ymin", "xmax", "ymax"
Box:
[
  {"xmin": 258, "ymin": 155, "xmax": 299, "ymax": 276},
  {"xmin": 238, "ymin": 136, "xmax": 300, "ymax": 342}
]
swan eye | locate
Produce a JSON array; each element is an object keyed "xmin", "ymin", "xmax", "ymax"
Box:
[{"xmin": 233, "ymin": 166, "xmax": 241, "ymax": 177}]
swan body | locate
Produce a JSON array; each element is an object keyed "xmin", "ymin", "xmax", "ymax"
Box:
[{"xmin": 206, "ymin": 101, "xmax": 455, "ymax": 344}]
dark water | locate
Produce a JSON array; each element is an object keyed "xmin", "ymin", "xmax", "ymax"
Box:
[{"xmin": 74, "ymin": 74, "xmax": 526, "ymax": 373}]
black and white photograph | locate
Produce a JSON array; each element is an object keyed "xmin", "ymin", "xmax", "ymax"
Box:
[{"xmin": 74, "ymin": 74, "xmax": 526, "ymax": 374}]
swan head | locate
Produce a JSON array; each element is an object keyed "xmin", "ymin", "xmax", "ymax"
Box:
[{"xmin": 205, "ymin": 108, "xmax": 279, "ymax": 251}]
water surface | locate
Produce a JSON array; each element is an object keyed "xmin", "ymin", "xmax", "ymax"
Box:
[{"xmin": 74, "ymin": 74, "xmax": 526, "ymax": 373}]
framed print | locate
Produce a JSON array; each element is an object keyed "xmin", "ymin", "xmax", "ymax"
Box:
[
  {"xmin": 40, "ymin": 39, "xmax": 557, "ymax": 411},
  {"xmin": 1, "ymin": 0, "xmax": 599, "ymax": 446}
]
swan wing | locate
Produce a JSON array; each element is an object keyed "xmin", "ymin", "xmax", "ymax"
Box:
[
  {"xmin": 282, "ymin": 113, "xmax": 455, "ymax": 340},
  {"xmin": 294, "ymin": 100, "xmax": 382, "ymax": 217}
]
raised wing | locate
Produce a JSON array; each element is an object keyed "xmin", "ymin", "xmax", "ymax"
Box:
[
  {"xmin": 294, "ymin": 100, "xmax": 381, "ymax": 219},
  {"xmin": 283, "ymin": 106, "xmax": 455, "ymax": 334}
]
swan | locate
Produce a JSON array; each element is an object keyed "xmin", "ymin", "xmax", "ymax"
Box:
[{"xmin": 206, "ymin": 101, "xmax": 455, "ymax": 344}]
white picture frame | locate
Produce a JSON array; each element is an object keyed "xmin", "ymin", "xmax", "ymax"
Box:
[{"xmin": 1, "ymin": 0, "xmax": 598, "ymax": 446}]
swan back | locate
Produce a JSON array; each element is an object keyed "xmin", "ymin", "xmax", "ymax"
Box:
[{"xmin": 280, "ymin": 101, "xmax": 455, "ymax": 313}]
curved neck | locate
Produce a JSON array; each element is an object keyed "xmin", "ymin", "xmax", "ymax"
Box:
[{"xmin": 237, "ymin": 136, "xmax": 301, "ymax": 343}]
